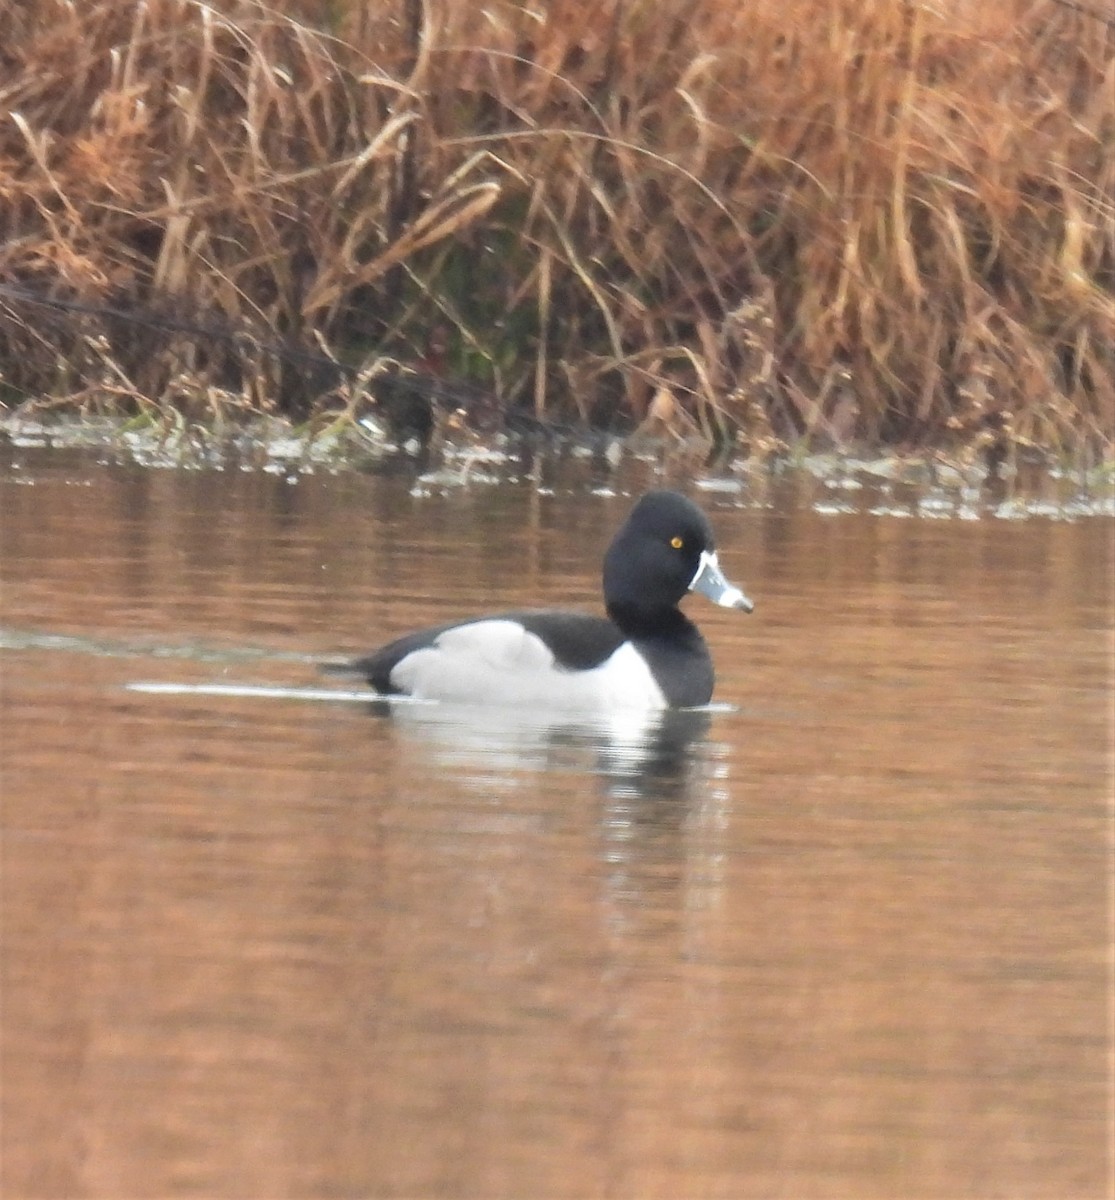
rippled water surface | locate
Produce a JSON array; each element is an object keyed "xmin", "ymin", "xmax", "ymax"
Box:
[{"xmin": 1, "ymin": 445, "xmax": 1111, "ymax": 1199}]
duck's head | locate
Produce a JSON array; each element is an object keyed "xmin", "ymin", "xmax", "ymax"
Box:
[{"xmin": 602, "ymin": 490, "xmax": 754, "ymax": 616}]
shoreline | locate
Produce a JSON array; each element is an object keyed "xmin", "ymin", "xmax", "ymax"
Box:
[{"xmin": 3, "ymin": 410, "xmax": 1111, "ymax": 522}]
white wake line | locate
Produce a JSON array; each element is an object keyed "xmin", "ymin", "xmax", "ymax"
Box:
[
  {"xmin": 126, "ymin": 680, "xmax": 738, "ymax": 715},
  {"xmin": 127, "ymin": 681, "xmax": 389, "ymax": 703}
]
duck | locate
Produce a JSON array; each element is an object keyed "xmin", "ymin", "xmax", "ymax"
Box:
[{"xmin": 328, "ymin": 489, "xmax": 754, "ymax": 711}]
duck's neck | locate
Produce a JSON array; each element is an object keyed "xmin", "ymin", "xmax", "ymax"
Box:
[
  {"xmin": 607, "ymin": 601, "xmax": 713, "ymax": 706},
  {"xmin": 606, "ymin": 601, "xmax": 701, "ymax": 645}
]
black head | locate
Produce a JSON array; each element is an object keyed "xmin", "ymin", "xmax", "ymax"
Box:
[{"xmin": 603, "ymin": 490, "xmax": 724, "ymax": 614}]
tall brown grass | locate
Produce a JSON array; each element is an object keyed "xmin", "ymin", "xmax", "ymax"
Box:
[{"xmin": 1, "ymin": 0, "xmax": 1112, "ymax": 457}]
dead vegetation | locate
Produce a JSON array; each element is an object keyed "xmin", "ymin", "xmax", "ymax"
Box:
[{"xmin": 0, "ymin": 0, "xmax": 1112, "ymax": 458}]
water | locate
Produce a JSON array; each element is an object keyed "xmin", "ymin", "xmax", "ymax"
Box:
[{"xmin": 1, "ymin": 444, "xmax": 1111, "ymax": 1199}]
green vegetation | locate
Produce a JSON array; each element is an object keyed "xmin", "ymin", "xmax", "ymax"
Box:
[{"xmin": 1, "ymin": 0, "xmax": 1112, "ymax": 461}]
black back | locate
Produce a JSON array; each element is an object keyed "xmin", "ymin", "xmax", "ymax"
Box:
[{"xmin": 342, "ymin": 610, "xmax": 627, "ymax": 693}]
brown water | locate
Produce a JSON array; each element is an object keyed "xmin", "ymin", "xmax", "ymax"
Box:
[{"xmin": 1, "ymin": 446, "xmax": 1112, "ymax": 1200}]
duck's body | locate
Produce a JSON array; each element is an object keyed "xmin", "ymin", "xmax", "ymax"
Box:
[
  {"xmin": 348, "ymin": 607, "xmax": 708, "ymax": 710},
  {"xmin": 331, "ymin": 490, "xmax": 753, "ymax": 711}
]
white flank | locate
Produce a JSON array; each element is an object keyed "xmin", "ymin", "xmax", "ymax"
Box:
[{"xmin": 391, "ymin": 620, "xmax": 667, "ymax": 712}]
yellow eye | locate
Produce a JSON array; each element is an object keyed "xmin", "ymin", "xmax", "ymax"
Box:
[{"xmin": 670, "ymin": 536, "xmax": 684, "ymax": 549}]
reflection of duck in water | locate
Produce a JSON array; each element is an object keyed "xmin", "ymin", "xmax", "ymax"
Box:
[
  {"xmin": 358, "ymin": 698, "xmax": 719, "ymax": 814},
  {"xmin": 592, "ymin": 706, "xmax": 715, "ymax": 799},
  {"xmin": 326, "ymin": 490, "xmax": 753, "ymax": 711}
]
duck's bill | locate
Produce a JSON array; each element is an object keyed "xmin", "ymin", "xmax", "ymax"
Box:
[{"xmin": 689, "ymin": 550, "xmax": 755, "ymax": 612}]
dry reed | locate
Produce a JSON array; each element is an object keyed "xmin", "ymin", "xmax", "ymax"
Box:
[{"xmin": 0, "ymin": 0, "xmax": 1111, "ymax": 458}]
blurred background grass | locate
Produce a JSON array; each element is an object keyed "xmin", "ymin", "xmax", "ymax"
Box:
[{"xmin": 1, "ymin": 0, "xmax": 1111, "ymax": 459}]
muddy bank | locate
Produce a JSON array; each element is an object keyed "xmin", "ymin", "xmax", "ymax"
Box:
[{"xmin": 2, "ymin": 412, "xmax": 1111, "ymax": 522}]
